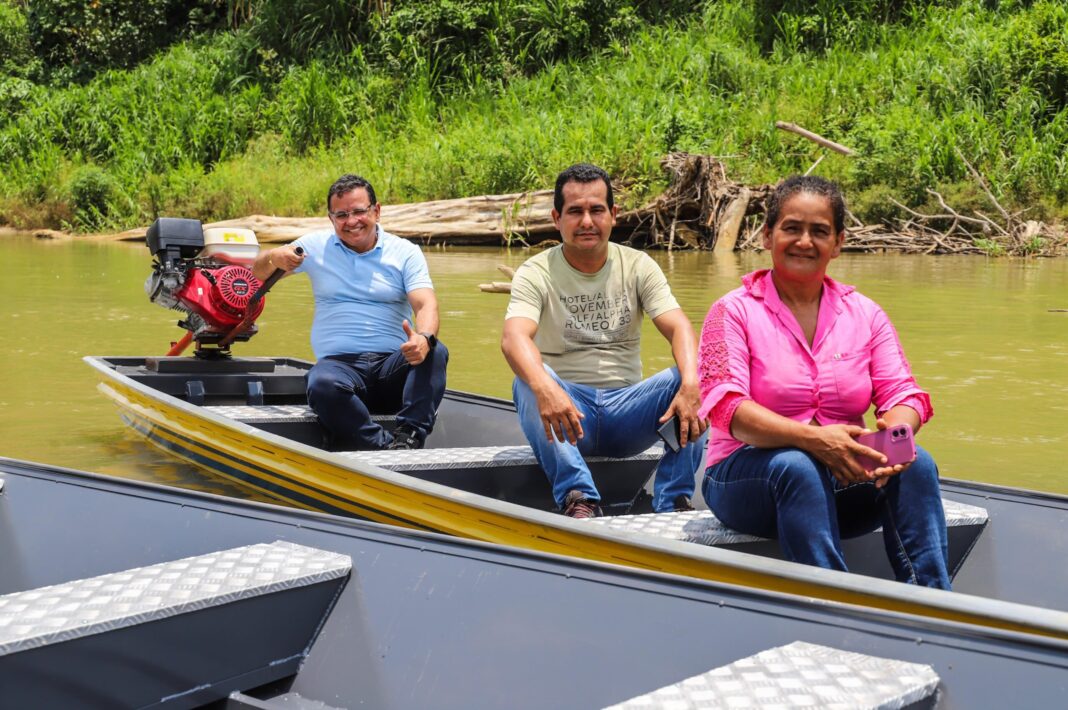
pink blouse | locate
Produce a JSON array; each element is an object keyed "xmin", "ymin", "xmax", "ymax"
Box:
[{"xmin": 698, "ymin": 270, "xmax": 932, "ymax": 468}]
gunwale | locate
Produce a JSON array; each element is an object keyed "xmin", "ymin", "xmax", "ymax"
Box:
[
  {"xmin": 85, "ymin": 355, "xmax": 1068, "ymax": 641},
  {"xmin": 5, "ymin": 456, "xmax": 1068, "ymax": 707}
]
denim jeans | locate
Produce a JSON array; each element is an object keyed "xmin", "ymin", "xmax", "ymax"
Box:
[
  {"xmin": 702, "ymin": 445, "xmax": 950, "ymax": 589},
  {"xmin": 514, "ymin": 366, "xmax": 707, "ymax": 513},
  {"xmin": 306, "ymin": 343, "xmax": 449, "ymax": 450}
]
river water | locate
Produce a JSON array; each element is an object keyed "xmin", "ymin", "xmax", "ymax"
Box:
[{"xmin": 2, "ymin": 234, "xmax": 1066, "ymax": 497}]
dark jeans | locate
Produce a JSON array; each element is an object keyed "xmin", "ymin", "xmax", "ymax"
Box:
[
  {"xmin": 306, "ymin": 344, "xmax": 449, "ymax": 450},
  {"xmin": 702, "ymin": 445, "xmax": 950, "ymax": 589}
]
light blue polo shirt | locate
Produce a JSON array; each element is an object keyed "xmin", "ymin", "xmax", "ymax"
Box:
[{"xmin": 292, "ymin": 227, "xmax": 433, "ymax": 358}]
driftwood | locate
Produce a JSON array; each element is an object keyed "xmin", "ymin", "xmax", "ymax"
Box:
[
  {"xmin": 712, "ymin": 188, "xmax": 750, "ymax": 255},
  {"xmin": 479, "ymin": 264, "xmax": 515, "ymax": 293},
  {"xmin": 775, "ymin": 121, "xmax": 855, "ymax": 156},
  {"xmin": 623, "ymin": 153, "xmax": 772, "ymax": 251},
  {"xmin": 99, "ymin": 151, "xmax": 1064, "ymax": 256},
  {"xmin": 625, "ymin": 152, "xmax": 1066, "ymax": 257},
  {"xmin": 109, "ymin": 191, "xmax": 558, "ymax": 245}
]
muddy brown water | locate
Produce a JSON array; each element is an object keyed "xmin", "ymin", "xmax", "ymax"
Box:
[{"xmin": 2, "ymin": 234, "xmax": 1066, "ymax": 498}]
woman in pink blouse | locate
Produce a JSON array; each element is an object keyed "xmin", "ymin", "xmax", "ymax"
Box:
[{"xmin": 697, "ymin": 176, "xmax": 949, "ymax": 589}]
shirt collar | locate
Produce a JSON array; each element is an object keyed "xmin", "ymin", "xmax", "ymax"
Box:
[{"xmin": 742, "ymin": 269, "xmax": 855, "ymax": 307}]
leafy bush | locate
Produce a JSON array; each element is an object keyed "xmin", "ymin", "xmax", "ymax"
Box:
[
  {"xmin": 752, "ymin": 0, "xmax": 942, "ymax": 54},
  {"xmin": 68, "ymin": 165, "xmax": 119, "ymax": 229},
  {"xmin": 0, "ymin": 0, "xmax": 36, "ymax": 77},
  {"xmin": 270, "ymin": 61, "xmax": 351, "ymax": 154},
  {"xmin": 0, "ymin": 76, "xmax": 37, "ymax": 117},
  {"xmin": 25, "ymin": 0, "xmax": 225, "ymax": 83},
  {"xmin": 233, "ymin": 0, "xmax": 694, "ymax": 90},
  {"xmin": 1003, "ymin": 2, "xmax": 1068, "ymax": 114}
]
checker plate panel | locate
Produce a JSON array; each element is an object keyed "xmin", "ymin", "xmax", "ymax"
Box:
[
  {"xmin": 0, "ymin": 541, "xmax": 351, "ymax": 656},
  {"xmin": 338, "ymin": 444, "xmax": 664, "ymax": 471},
  {"xmin": 606, "ymin": 641, "xmax": 939, "ymax": 709},
  {"xmin": 585, "ymin": 498, "xmax": 987, "ymax": 546}
]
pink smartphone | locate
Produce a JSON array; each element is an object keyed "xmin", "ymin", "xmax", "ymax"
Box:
[{"xmin": 855, "ymin": 424, "xmax": 916, "ymax": 471}]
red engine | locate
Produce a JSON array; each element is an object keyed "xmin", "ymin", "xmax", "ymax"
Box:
[
  {"xmin": 176, "ymin": 266, "xmax": 265, "ymax": 329},
  {"xmin": 145, "ymin": 218, "xmax": 271, "ymax": 358}
]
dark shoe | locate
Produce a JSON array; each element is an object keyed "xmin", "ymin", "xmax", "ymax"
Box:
[
  {"xmin": 562, "ymin": 490, "xmax": 602, "ymax": 519},
  {"xmin": 672, "ymin": 495, "xmax": 695, "ymax": 512},
  {"xmin": 387, "ymin": 426, "xmax": 422, "ymax": 450}
]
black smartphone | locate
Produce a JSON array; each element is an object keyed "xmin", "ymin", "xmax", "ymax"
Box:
[{"xmin": 657, "ymin": 416, "xmax": 681, "ymax": 453}]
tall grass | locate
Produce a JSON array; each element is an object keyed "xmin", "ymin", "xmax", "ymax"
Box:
[{"xmin": 0, "ymin": 0, "xmax": 1065, "ymax": 231}]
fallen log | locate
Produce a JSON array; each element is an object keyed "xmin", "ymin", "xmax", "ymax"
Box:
[
  {"xmin": 107, "ymin": 191, "xmax": 558, "ymax": 245},
  {"xmin": 93, "ymin": 151, "xmax": 1064, "ymax": 256},
  {"xmin": 712, "ymin": 188, "xmax": 750, "ymax": 255}
]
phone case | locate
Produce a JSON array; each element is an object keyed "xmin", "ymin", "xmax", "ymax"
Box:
[
  {"xmin": 657, "ymin": 417, "xmax": 681, "ymax": 453},
  {"xmin": 855, "ymin": 424, "xmax": 916, "ymax": 471}
]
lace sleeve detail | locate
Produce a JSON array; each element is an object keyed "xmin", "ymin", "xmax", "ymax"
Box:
[
  {"xmin": 699, "ymin": 300, "xmax": 732, "ymax": 399},
  {"xmin": 698, "ymin": 298, "xmax": 749, "ymax": 420},
  {"xmin": 710, "ymin": 392, "xmax": 747, "ymax": 433}
]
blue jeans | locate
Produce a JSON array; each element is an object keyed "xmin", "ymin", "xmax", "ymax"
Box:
[
  {"xmin": 306, "ymin": 344, "xmax": 449, "ymax": 450},
  {"xmin": 702, "ymin": 445, "xmax": 950, "ymax": 589},
  {"xmin": 514, "ymin": 366, "xmax": 707, "ymax": 513}
]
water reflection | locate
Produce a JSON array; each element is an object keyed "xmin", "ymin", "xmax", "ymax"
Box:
[{"xmin": 1, "ymin": 234, "xmax": 1065, "ymax": 496}]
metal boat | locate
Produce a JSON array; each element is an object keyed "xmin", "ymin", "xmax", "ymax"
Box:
[
  {"xmin": 3, "ymin": 456, "xmax": 1067, "ymax": 708},
  {"xmin": 85, "ymin": 355, "xmax": 1068, "ymax": 642}
]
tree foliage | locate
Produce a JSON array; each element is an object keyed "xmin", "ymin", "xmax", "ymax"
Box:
[{"xmin": 25, "ymin": 0, "xmax": 226, "ymax": 83}]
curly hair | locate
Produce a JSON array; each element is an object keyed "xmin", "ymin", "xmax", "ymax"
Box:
[{"xmin": 765, "ymin": 175, "xmax": 846, "ymax": 233}]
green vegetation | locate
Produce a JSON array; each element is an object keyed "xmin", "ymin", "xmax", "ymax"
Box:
[{"xmin": 0, "ymin": 0, "xmax": 1065, "ymax": 233}]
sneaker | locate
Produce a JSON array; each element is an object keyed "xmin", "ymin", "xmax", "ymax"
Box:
[
  {"xmin": 672, "ymin": 495, "xmax": 695, "ymax": 512},
  {"xmin": 562, "ymin": 490, "xmax": 602, "ymax": 519},
  {"xmin": 387, "ymin": 425, "xmax": 422, "ymax": 450}
]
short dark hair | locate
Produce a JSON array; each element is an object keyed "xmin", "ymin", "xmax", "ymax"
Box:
[
  {"xmin": 765, "ymin": 175, "xmax": 846, "ymax": 234},
  {"xmin": 553, "ymin": 163, "xmax": 614, "ymax": 213},
  {"xmin": 327, "ymin": 174, "xmax": 377, "ymax": 211}
]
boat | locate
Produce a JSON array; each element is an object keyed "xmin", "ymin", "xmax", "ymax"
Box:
[
  {"xmin": 85, "ymin": 354, "xmax": 1068, "ymax": 642},
  {"xmin": 3, "ymin": 456, "xmax": 1067, "ymax": 708}
]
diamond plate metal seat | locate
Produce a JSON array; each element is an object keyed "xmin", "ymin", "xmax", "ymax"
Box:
[
  {"xmin": 582, "ymin": 498, "xmax": 989, "ymax": 578},
  {"xmin": 206, "ymin": 404, "xmax": 397, "ymax": 449},
  {"xmin": 0, "ymin": 541, "xmax": 351, "ymax": 708},
  {"xmin": 339, "ymin": 444, "xmax": 666, "ymax": 513},
  {"xmin": 605, "ymin": 641, "xmax": 940, "ymax": 709},
  {"xmin": 206, "ymin": 404, "xmax": 394, "ymax": 426},
  {"xmin": 583, "ymin": 498, "xmax": 988, "ymax": 545}
]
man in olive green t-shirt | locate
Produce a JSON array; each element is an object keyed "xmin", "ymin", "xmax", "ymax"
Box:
[{"xmin": 501, "ymin": 163, "xmax": 709, "ymax": 517}]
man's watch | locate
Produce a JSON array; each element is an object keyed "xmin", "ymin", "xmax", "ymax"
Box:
[{"xmin": 420, "ymin": 332, "xmax": 438, "ymax": 350}]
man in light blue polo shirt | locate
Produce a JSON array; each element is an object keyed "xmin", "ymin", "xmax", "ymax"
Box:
[{"xmin": 254, "ymin": 174, "xmax": 448, "ymax": 450}]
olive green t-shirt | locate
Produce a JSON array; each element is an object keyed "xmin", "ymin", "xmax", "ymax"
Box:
[{"xmin": 505, "ymin": 243, "xmax": 680, "ymax": 388}]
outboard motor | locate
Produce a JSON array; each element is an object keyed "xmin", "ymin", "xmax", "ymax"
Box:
[{"xmin": 145, "ymin": 218, "xmax": 265, "ymax": 357}]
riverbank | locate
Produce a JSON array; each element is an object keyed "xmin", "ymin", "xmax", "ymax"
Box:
[
  {"xmin": 1, "ymin": 2, "xmax": 1065, "ymax": 242},
  {"xmin": 9, "ymin": 153, "xmax": 1065, "ymax": 256}
]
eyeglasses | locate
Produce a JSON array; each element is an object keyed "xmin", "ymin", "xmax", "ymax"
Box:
[{"xmin": 329, "ymin": 205, "xmax": 375, "ymax": 220}]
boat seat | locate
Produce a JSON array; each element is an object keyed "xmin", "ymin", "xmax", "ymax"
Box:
[
  {"xmin": 206, "ymin": 404, "xmax": 397, "ymax": 449},
  {"xmin": 338, "ymin": 444, "xmax": 665, "ymax": 513},
  {"xmin": 339, "ymin": 444, "xmax": 663, "ymax": 470},
  {"xmin": 0, "ymin": 541, "xmax": 351, "ymax": 708},
  {"xmin": 585, "ymin": 497, "xmax": 988, "ymax": 544},
  {"xmin": 585, "ymin": 498, "xmax": 989, "ymax": 579},
  {"xmin": 206, "ymin": 404, "xmax": 394, "ymax": 425},
  {"xmin": 605, "ymin": 640, "xmax": 939, "ymax": 709}
]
